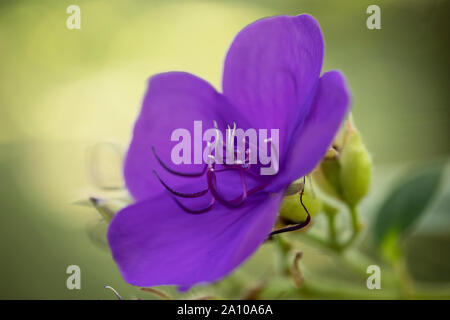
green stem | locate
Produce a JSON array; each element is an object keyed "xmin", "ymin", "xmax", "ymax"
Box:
[
  {"xmin": 350, "ymin": 205, "xmax": 361, "ymax": 234},
  {"xmin": 273, "ymin": 235, "xmax": 292, "ymax": 276},
  {"xmin": 298, "ymin": 277, "xmax": 399, "ymax": 299},
  {"xmin": 326, "ymin": 211, "xmax": 339, "ymax": 251},
  {"xmin": 340, "ymin": 205, "xmax": 361, "ymax": 250},
  {"xmin": 392, "ymin": 254, "xmax": 416, "ymax": 299},
  {"xmin": 293, "ymin": 235, "xmax": 381, "ymax": 279}
]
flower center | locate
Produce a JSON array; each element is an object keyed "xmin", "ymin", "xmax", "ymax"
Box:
[{"xmin": 151, "ymin": 122, "xmax": 269, "ymax": 214}]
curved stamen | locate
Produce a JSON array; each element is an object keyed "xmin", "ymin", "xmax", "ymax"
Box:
[
  {"xmin": 211, "ymin": 167, "xmax": 234, "ymax": 173},
  {"xmin": 207, "ymin": 166, "xmax": 248, "ymax": 208},
  {"xmin": 246, "ymin": 183, "xmax": 268, "ymax": 196},
  {"xmin": 239, "ymin": 169, "xmax": 248, "ymax": 201},
  {"xmin": 172, "ymin": 196, "xmax": 215, "ymax": 214},
  {"xmin": 153, "ymin": 170, "xmax": 209, "ymax": 198},
  {"xmin": 219, "ymin": 145, "xmax": 254, "ymax": 174},
  {"xmin": 212, "ymin": 165, "xmax": 250, "ymax": 173},
  {"xmin": 152, "ymin": 146, "xmax": 207, "ymax": 177},
  {"xmin": 151, "ymin": 122, "xmax": 274, "ymax": 214},
  {"xmin": 269, "ymin": 176, "xmax": 311, "ymax": 236}
]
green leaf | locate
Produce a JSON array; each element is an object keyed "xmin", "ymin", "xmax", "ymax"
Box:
[{"xmin": 373, "ymin": 164, "xmax": 444, "ymax": 246}]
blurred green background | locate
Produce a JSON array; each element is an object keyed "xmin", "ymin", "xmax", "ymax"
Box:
[{"xmin": 0, "ymin": 0, "xmax": 448, "ymax": 299}]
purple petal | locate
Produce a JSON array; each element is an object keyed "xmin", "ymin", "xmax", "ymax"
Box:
[
  {"xmin": 124, "ymin": 72, "xmax": 244, "ymax": 201},
  {"xmin": 107, "ymin": 192, "xmax": 282, "ymax": 287},
  {"xmin": 222, "ymin": 14, "xmax": 324, "ymax": 157},
  {"xmin": 268, "ymin": 70, "xmax": 351, "ymax": 191}
]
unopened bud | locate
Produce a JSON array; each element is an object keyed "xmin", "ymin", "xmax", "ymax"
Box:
[
  {"xmin": 89, "ymin": 197, "xmax": 128, "ymax": 222},
  {"xmin": 279, "ymin": 180, "xmax": 322, "ymax": 223},
  {"xmin": 315, "ymin": 157, "xmax": 342, "ymax": 200},
  {"xmin": 312, "ymin": 115, "xmax": 371, "ymax": 207},
  {"xmin": 339, "ymin": 117, "xmax": 372, "ymax": 206}
]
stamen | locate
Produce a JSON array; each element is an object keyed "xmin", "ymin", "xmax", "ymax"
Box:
[
  {"xmin": 225, "ymin": 122, "xmax": 238, "ymax": 164},
  {"xmin": 153, "ymin": 170, "xmax": 208, "ymax": 198},
  {"xmin": 231, "ymin": 121, "xmax": 237, "ymax": 142},
  {"xmin": 212, "ymin": 167, "xmax": 236, "ymax": 173},
  {"xmin": 104, "ymin": 286, "xmax": 123, "ymax": 300},
  {"xmin": 213, "ymin": 120, "xmax": 225, "ymax": 164},
  {"xmin": 151, "ymin": 122, "xmax": 271, "ymax": 215},
  {"xmin": 152, "ymin": 146, "xmax": 207, "ymax": 177},
  {"xmin": 172, "ymin": 196, "xmax": 215, "ymax": 214},
  {"xmin": 246, "ymin": 183, "xmax": 267, "ymax": 195},
  {"xmin": 207, "ymin": 165, "xmax": 248, "ymax": 208},
  {"xmin": 206, "ymin": 141, "xmax": 215, "ymax": 168},
  {"xmin": 226, "ymin": 124, "xmax": 233, "ymax": 161},
  {"xmin": 239, "ymin": 169, "xmax": 248, "ymax": 200},
  {"xmin": 269, "ymin": 176, "xmax": 311, "ymax": 236},
  {"xmin": 207, "ymin": 155, "xmax": 215, "ymax": 163}
]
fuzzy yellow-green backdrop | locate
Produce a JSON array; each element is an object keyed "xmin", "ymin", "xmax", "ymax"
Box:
[{"xmin": 0, "ymin": 0, "xmax": 448, "ymax": 299}]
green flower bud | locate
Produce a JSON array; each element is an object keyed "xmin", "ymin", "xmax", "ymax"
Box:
[
  {"xmin": 313, "ymin": 155, "xmax": 342, "ymax": 200},
  {"xmin": 339, "ymin": 118, "xmax": 372, "ymax": 207},
  {"xmin": 279, "ymin": 180, "xmax": 323, "ymax": 223},
  {"xmin": 89, "ymin": 197, "xmax": 128, "ymax": 222},
  {"xmin": 312, "ymin": 115, "xmax": 371, "ymax": 208}
]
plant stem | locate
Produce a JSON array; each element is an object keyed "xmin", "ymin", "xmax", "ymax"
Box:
[
  {"xmin": 340, "ymin": 205, "xmax": 361, "ymax": 250},
  {"xmin": 392, "ymin": 255, "xmax": 416, "ymax": 299},
  {"xmin": 326, "ymin": 211, "xmax": 339, "ymax": 251},
  {"xmin": 350, "ymin": 205, "xmax": 361, "ymax": 234},
  {"xmin": 295, "ymin": 235, "xmax": 384, "ymax": 279},
  {"xmin": 273, "ymin": 235, "xmax": 292, "ymax": 276},
  {"xmin": 298, "ymin": 276, "xmax": 399, "ymax": 299}
]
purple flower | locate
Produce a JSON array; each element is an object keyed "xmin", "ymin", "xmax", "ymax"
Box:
[{"xmin": 107, "ymin": 14, "xmax": 350, "ymax": 287}]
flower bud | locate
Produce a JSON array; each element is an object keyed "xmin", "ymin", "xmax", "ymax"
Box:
[
  {"xmin": 89, "ymin": 197, "xmax": 128, "ymax": 222},
  {"xmin": 313, "ymin": 156, "xmax": 342, "ymax": 200},
  {"xmin": 312, "ymin": 116, "xmax": 371, "ymax": 207},
  {"xmin": 339, "ymin": 118, "xmax": 372, "ymax": 207},
  {"xmin": 279, "ymin": 180, "xmax": 322, "ymax": 223}
]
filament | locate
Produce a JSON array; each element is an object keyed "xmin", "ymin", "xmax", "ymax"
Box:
[
  {"xmin": 152, "ymin": 146, "xmax": 207, "ymax": 177},
  {"xmin": 152, "ymin": 170, "xmax": 208, "ymax": 198},
  {"xmin": 151, "ymin": 124, "xmax": 271, "ymax": 214},
  {"xmin": 172, "ymin": 196, "xmax": 215, "ymax": 214},
  {"xmin": 207, "ymin": 165, "xmax": 248, "ymax": 208},
  {"xmin": 269, "ymin": 176, "xmax": 311, "ymax": 236}
]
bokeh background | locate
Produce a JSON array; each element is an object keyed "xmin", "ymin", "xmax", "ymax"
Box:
[{"xmin": 0, "ymin": 0, "xmax": 448, "ymax": 299}]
